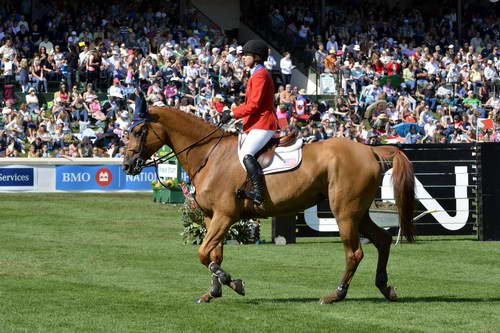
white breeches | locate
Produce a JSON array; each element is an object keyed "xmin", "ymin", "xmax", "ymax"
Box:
[{"xmin": 240, "ymin": 129, "xmax": 276, "ymax": 156}]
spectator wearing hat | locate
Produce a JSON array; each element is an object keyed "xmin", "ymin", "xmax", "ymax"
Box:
[
  {"xmin": 68, "ymin": 31, "xmax": 80, "ymax": 46},
  {"xmin": 226, "ymin": 46, "xmax": 237, "ymax": 63},
  {"xmin": 115, "ymin": 111, "xmax": 130, "ymax": 130},
  {"xmin": 187, "ymin": 30, "xmax": 201, "ymax": 50},
  {"xmin": 483, "ymin": 60, "xmax": 498, "ymax": 84}
]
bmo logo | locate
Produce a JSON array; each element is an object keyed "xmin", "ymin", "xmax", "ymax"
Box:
[
  {"xmin": 95, "ymin": 168, "xmax": 112, "ymax": 186},
  {"xmin": 57, "ymin": 165, "xmax": 118, "ymax": 190},
  {"xmin": 61, "ymin": 172, "xmax": 91, "ymax": 182}
]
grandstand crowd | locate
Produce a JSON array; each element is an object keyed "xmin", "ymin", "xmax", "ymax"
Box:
[{"xmin": 0, "ymin": 0, "xmax": 499, "ymax": 158}]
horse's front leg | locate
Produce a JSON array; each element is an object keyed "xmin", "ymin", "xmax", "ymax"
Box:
[{"xmin": 196, "ymin": 215, "xmax": 245, "ymax": 303}]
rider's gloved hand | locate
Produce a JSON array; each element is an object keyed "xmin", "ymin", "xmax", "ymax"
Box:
[{"xmin": 220, "ymin": 110, "xmax": 233, "ymax": 124}]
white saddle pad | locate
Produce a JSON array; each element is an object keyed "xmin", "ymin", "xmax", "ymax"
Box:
[{"xmin": 238, "ymin": 133, "xmax": 303, "ymax": 175}]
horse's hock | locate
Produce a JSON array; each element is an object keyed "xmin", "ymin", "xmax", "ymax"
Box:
[{"xmin": 273, "ymin": 143, "xmax": 500, "ymax": 242}]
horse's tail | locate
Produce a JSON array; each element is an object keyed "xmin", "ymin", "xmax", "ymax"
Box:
[{"xmin": 373, "ymin": 146, "xmax": 416, "ymax": 242}]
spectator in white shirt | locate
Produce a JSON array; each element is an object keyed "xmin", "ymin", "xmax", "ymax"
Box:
[
  {"xmin": 187, "ymin": 31, "xmax": 200, "ymax": 49},
  {"xmin": 326, "ymin": 35, "xmax": 338, "ymax": 53},
  {"xmin": 280, "ymin": 52, "xmax": 295, "ymax": 85},
  {"xmin": 425, "ymin": 58, "xmax": 439, "ymax": 75},
  {"xmin": 78, "ymin": 46, "xmax": 90, "ymax": 68},
  {"xmin": 0, "ymin": 37, "xmax": 17, "ymax": 61},
  {"xmin": 38, "ymin": 35, "xmax": 54, "ymax": 55},
  {"xmin": 484, "ymin": 60, "xmax": 498, "ymax": 82},
  {"xmin": 108, "ymin": 78, "xmax": 124, "ymax": 98}
]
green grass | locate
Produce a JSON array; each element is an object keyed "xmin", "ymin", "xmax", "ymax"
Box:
[{"xmin": 1, "ymin": 193, "xmax": 499, "ymax": 333}]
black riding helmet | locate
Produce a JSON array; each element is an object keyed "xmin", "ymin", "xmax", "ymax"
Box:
[{"xmin": 242, "ymin": 40, "xmax": 268, "ymax": 60}]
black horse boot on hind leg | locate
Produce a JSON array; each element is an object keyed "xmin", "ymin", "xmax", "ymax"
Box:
[{"xmin": 242, "ymin": 154, "xmax": 265, "ymax": 205}]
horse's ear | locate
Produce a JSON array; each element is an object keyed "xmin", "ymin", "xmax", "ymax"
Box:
[{"xmin": 133, "ymin": 91, "xmax": 148, "ymax": 120}]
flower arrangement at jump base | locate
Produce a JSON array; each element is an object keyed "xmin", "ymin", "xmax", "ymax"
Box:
[
  {"xmin": 152, "ymin": 178, "xmax": 181, "ymax": 190},
  {"xmin": 151, "ymin": 178, "xmax": 185, "ymax": 204},
  {"xmin": 180, "ymin": 183, "xmax": 260, "ymax": 245}
]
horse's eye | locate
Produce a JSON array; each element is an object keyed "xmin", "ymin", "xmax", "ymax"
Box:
[{"xmin": 133, "ymin": 127, "xmax": 142, "ymax": 136}]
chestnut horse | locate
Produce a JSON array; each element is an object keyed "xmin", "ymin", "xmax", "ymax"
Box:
[{"xmin": 123, "ymin": 106, "xmax": 415, "ymax": 304}]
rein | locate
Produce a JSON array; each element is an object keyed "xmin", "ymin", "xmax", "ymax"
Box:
[{"xmin": 134, "ymin": 119, "xmax": 226, "ymax": 187}]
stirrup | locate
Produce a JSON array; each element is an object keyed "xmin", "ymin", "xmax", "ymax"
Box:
[
  {"xmin": 235, "ymin": 189, "xmax": 264, "ymax": 205},
  {"xmin": 244, "ymin": 190, "xmax": 264, "ymax": 205}
]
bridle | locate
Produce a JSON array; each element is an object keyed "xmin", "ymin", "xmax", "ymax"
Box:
[{"xmin": 126, "ymin": 118, "xmax": 226, "ymax": 186}]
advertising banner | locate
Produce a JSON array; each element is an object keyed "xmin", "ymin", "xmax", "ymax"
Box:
[
  {"xmin": 0, "ymin": 166, "xmax": 36, "ymax": 191},
  {"xmin": 273, "ymin": 144, "xmax": 478, "ymax": 242},
  {"xmin": 158, "ymin": 163, "xmax": 178, "ymax": 179},
  {"xmin": 56, "ymin": 165, "xmax": 157, "ymax": 191},
  {"xmin": 56, "ymin": 165, "xmax": 120, "ymax": 190},
  {"xmin": 319, "ymin": 74, "xmax": 336, "ymax": 94},
  {"xmin": 119, "ymin": 166, "xmax": 156, "ymax": 190}
]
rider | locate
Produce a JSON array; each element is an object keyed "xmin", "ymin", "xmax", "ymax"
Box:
[{"xmin": 220, "ymin": 40, "xmax": 278, "ymax": 205}]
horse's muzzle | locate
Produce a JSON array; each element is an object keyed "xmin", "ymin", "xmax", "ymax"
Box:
[{"xmin": 123, "ymin": 158, "xmax": 144, "ymax": 175}]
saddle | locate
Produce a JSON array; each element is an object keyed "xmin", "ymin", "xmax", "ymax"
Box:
[
  {"xmin": 255, "ymin": 131, "xmax": 298, "ymax": 169},
  {"xmin": 238, "ymin": 129, "xmax": 303, "ymax": 175}
]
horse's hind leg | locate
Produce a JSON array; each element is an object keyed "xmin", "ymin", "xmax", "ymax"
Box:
[
  {"xmin": 196, "ymin": 215, "xmax": 245, "ymax": 303},
  {"xmin": 359, "ymin": 212, "xmax": 397, "ymax": 301},
  {"xmin": 320, "ymin": 210, "xmax": 364, "ymax": 304}
]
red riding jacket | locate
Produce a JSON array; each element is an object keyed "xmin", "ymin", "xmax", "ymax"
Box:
[{"xmin": 232, "ymin": 66, "xmax": 278, "ymax": 132}]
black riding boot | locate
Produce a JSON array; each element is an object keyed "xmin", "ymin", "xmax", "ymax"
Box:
[{"xmin": 243, "ymin": 154, "xmax": 265, "ymax": 205}]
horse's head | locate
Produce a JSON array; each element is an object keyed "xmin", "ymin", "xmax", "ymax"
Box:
[{"xmin": 123, "ymin": 118, "xmax": 165, "ymax": 175}]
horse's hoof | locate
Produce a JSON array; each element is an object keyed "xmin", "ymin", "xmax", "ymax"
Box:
[
  {"xmin": 196, "ymin": 294, "xmax": 212, "ymax": 303},
  {"xmin": 386, "ymin": 286, "xmax": 398, "ymax": 301},
  {"xmin": 319, "ymin": 295, "xmax": 337, "ymax": 304},
  {"xmin": 230, "ymin": 279, "xmax": 245, "ymax": 296},
  {"xmin": 195, "ymin": 298, "xmax": 210, "ymax": 303}
]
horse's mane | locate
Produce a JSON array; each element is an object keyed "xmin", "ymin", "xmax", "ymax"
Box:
[{"xmin": 149, "ymin": 106, "xmax": 235, "ymax": 136}]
